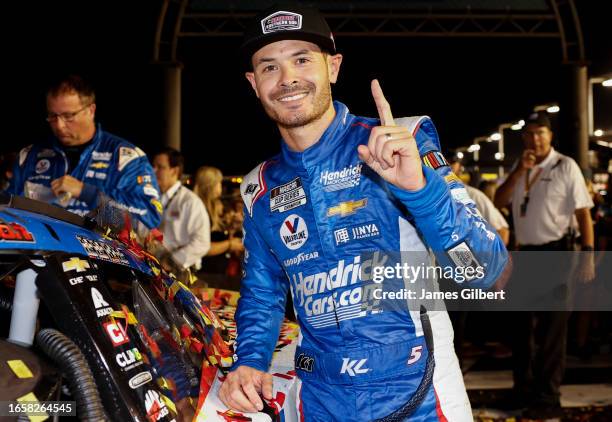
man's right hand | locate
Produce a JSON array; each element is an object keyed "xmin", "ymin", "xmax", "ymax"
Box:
[
  {"xmin": 519, "ymin": 149, "xmax": 537, "ymax": 173},
  {"xmin": 218, "ymin": 365, "xmax": 273, "ymax": 413}
]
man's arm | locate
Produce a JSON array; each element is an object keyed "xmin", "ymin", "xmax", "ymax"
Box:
[
  {"xmin": 79, "ymin": 148, "xmax": 162, "ymax": 229},
  {"xmin": 494, "ymin": 167, "xmax": 523, "ymax": 209},
  {"xmin": 358, "ymin": 80, "xmax": 509, "ymax": 290},
  {"xmin": 497, "ymin": 227, "xmax": 510, "ymax": 246},
  {"xmin": 575, "ymin": 208, "xmax": 594, "ymax": 250},
  {"xmin": 219, "ymin": 207, "xmax": 288, "ymax": 412},
  {"xmin": 494, "ymin": 149, "xmax": 537, "ymax": 209},
  {"xmin": 575, "ymin": 207, "xmax": 595, "ymax": 283},
  {"xmin": 389, "ymin": 165, "xmax": 510, "ymax": 290}
]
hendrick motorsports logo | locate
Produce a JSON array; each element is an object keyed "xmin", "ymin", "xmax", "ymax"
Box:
[
  {"xmin": 92, "ymin": 151, "xmax": 112, "ymax": 161},
  {"xmin": 320, "ymin": 163, "xmax": 362, "ymax": 192},
  {"xmin": 290, "ymin": 252, "xmax": 389, "ymax": 328},
  {"xmin": 280, "ymin": 214, "xmax": 308, "ymax": 250}
]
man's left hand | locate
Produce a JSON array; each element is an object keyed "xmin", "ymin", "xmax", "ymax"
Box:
[
  {"xmin": 357, "ymin": 79, "xmax": 425, "ymax": 191},
  {"xmin": 577, "ymin": 251, "xmax": 595, "ymax": 284},
  {"xmin": 50, "ymin": 175, "xmax": 83, "ymax": 199}
]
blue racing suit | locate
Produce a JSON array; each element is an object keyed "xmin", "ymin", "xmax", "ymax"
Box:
[
  {"xmin": 7, "ymin": 124, "xmax": 162, "ymax": 229},
  {"xmin": 236, "ymin": 102, "xmax": 509, "ymax": 421}
]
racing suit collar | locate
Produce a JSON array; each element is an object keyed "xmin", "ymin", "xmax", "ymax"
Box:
[
  {"xmin": 280, "ymin": 101, "xmax": 352, "ymax": 169},
  {"xmin": 49, "ymin": 123, "xmax": 104, "ymax": 154}
]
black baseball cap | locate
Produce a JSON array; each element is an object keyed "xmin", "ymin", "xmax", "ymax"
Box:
[
  {"xmin": 241, "ymin": 4, "xmax": 336, "ymax": 67},
  {"xmin": 525, "ymin": 111, "xmax": 552, "ymax": 130}
]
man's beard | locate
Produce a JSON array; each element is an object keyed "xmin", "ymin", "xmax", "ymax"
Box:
[{"xmin": 262, "ymin": 82, "xmax": 332, "ymax": 129}]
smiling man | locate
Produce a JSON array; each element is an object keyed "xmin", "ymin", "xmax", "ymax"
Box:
[
  {"xmin": 219, "ymin": 4, "xmax": 510, "ymax": 421},
  {"xmin": 6, "ymin": 75, "xmax": 161, "ymax": 228}
]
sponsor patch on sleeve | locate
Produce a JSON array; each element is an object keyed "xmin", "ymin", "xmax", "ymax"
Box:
[
  {"xmin": 446, "ymin": 241, "xmax": 481, "ymax": 277},
  {"xmin": 422, "ymin": 151, "xmax": 449, "ymax": 170},
  {"xmin": 143, "ymin": 184, "xmax": 159, "ymax": 198},
  {"xmin": 118, "ymin": 146, "xmax": 144, "ymax": 172},
  {"xmin": 444, "ymin": 173, "xmax": 462, "ymax": 184},
  {"xmin": 241, "ymin": 161, "xmax": 268, "ymax": 217},
  {"xmin": 151, "ymin": 199, "xmax": 163, "ymax": 214},
  {"xmin": 450, "ymin": 188, "xmax": 475, "ymax": 205},
  {"xmin": 18, "ymin": 145, "xmax": 33, "ymax": 167}
]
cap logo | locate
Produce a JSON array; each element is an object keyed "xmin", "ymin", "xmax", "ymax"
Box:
[{"xmin": 261, "ymin": 11, "xmax": 302, "ymax": 34}]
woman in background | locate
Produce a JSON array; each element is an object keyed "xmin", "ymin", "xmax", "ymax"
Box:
[{"xmin": 193, "ymin": 166, "xmax": 243, "ymax": 279}]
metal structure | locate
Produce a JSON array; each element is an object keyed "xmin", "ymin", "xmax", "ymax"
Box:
[{"xmin": 153, "ymin": 0, "xmax": 588, "ymax": 169}]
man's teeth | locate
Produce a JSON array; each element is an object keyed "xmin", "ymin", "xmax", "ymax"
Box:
[{"xmin": 279, "ymin": 93, "xmax": 307, "ymax": 102}]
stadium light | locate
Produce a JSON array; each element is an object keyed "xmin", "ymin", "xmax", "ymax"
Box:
[{"xmin": 547, "ymin": 105, "xmax": 560, "ymax": 113}]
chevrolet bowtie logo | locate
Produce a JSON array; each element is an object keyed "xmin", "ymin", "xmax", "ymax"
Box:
[
  {"xmin": 90, "ymin": 162, "xmax": 109, "ymax": 169},
  {"xmin": 62, "ymin": 257, "xmax": 91, "ymax": 273},
  {"xmin": 327, "ymin": 199, "xmax": 368, "ymax": 217}
]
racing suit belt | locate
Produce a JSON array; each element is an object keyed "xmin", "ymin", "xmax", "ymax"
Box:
[{"xmin": 294, "ymin": 336, "xmax": 428, "ymax": 385}]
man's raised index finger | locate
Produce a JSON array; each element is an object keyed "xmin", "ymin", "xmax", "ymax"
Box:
[{"xmin": 371, "ymin": 79, "xmax": 395, "ymax": 126}]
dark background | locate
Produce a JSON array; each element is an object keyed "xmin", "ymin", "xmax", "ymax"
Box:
[{"xmin": 5, "ymin": 0, "xmax": 611, "ymax": 176}]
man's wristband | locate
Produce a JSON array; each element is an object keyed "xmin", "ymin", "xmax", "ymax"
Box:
[{"xmin": 581, "ymin": 245, "xmax": 594, "ymax": 252}]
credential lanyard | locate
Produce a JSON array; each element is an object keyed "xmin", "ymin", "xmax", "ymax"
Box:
[{"xmin": 520, "ymin": 168, "xmax": 542, "ymax": 217}]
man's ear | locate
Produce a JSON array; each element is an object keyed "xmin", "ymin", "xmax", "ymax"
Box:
[
  {"xmin": 328, "ymin": 53, "xmax": 343, "ymax": 84},
  {"xmin": 245, "ymin": 72, "xmax": 260, "ymax": 98}
]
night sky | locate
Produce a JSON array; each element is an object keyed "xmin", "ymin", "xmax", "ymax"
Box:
[{"xmin": 5, "ymin": 0, "xmax": 611, "ymax": 176}]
